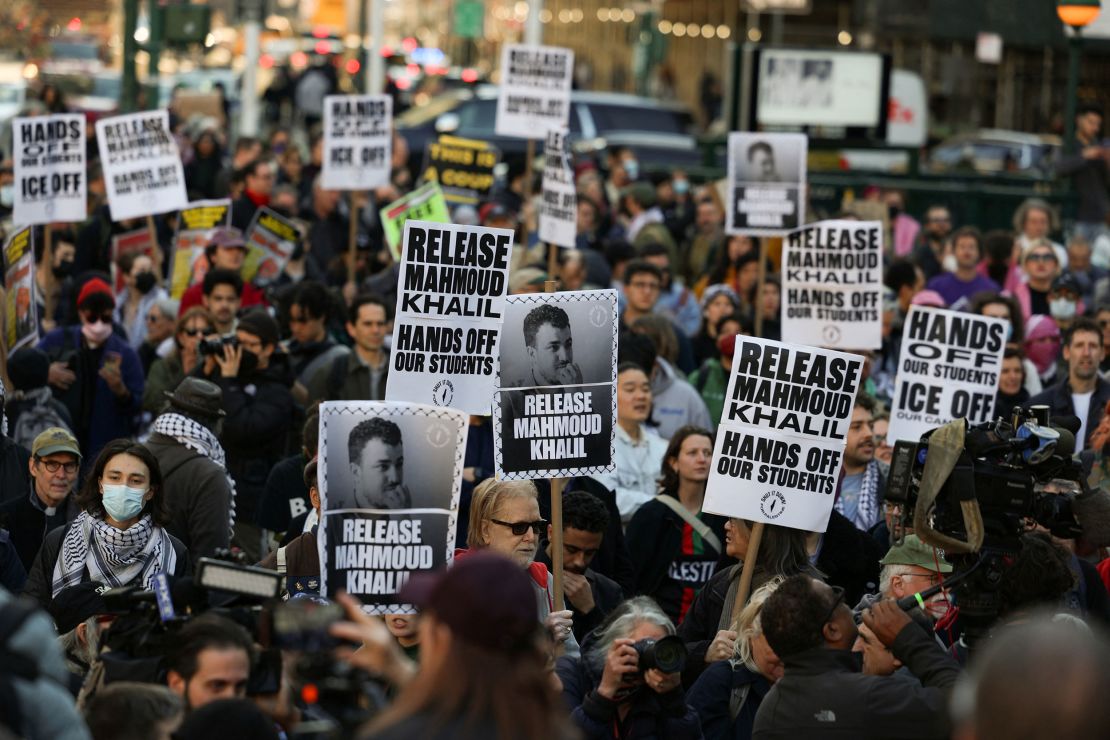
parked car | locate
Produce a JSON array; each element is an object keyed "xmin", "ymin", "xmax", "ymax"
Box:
[{"xmin": 925, "ymin": 129, "xmax": 1061, "ymax": 177}]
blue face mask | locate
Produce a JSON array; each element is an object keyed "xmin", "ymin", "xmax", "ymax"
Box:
[
  {"xmin": 673, "ymin": 179, "xmax": 689, "ymax": 195},
  {"xmin": 623, "ymin": 159, "xmax": 639, "ymax": 181},
  {"xmin": 102, "ymin": 483, "xmax": 148, "ymax": 521}
]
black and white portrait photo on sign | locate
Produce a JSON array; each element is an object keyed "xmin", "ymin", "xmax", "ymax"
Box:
[
  {"xmin": 726, "ymin": 132, "xmax": 807, "ymax": 237},
  {"xmin": 494, "ymin": 290, "xmax": 617, "ymax": 480},
  {"xmin": 318, "ymin": 401, "xmax": 466, "ymax": 614}
]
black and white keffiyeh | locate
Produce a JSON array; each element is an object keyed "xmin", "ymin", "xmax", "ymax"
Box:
[
  {"xmin": 153, "ymin": 412, "xmax": 237, "ymax": 535},
  {"xmin": 52, "ymin": 511, "xmax": 177, "ymax": 596}
]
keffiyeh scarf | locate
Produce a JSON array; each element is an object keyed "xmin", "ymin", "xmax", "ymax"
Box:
[
  {"xmin": 153, "ymin": 412, "xmax": 237, "ymax": 535},
  {"xmin": 52, "ymin": 511, "xmax": 177, "ymax": 596},
  {"xmin": 835, "ymin": 459, "xmax": 882, "ymax": 531}
]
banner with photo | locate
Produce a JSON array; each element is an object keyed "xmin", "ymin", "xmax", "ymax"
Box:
[
  {"xmin": 781, "ymin": 219, "xmax": 883, "ymax": 349},
  {"xmin": 726, "ymin": 131, "xmax": 807, "ymax": 236},
  {"xmin": 321, "ymin": 94, "xmax": 393, "ymax": 190},
  {"xmin": 241, "ymin": 207, "xmax": 304, "ymax": 286},
  {"xmin": 169, "ymin": 199, "xmax": 232, "ymax": 299},
  {"xmin": 384, "ymin": 220, "xmax": 513, "ymax": 414},
  {"xmin": 110, "ymin": 227, "xmax": 158, "ymax": 294},
  {"xmin": 494, "ymin": 44, "xmax": 574, "ymax": 139},
  {"xmin": 12, "ymin": 113, "xmax": 87, "ymax": 225},
  {"xmin": 380, "ymin": 182, "xmax": 451, "ymax": 262},
  {"xmin": 421, "ymin": 135, "xmax": 500, "ymax": 206},
  {"xmin": 3, "ymin": 226, "xmax": 38, "ymax": 352},
  {"xmin": 888, "ymin": 306, "xmax": 1007, "ymax": 444},
  {"xmin": 96, "ymin": 110, "xmax": 188, "ymax": 220},
  {"xmin": 539, "ymin": 127, "xmax": 577, "ymax": 249},
  {"xmin": 493, "ymin": 289, "xmax": 617, "ymax": 480},
  {"xmin": 317, "ymin": 401, "xmax": 466, "ymax": 614},
  {"xmin": 703, "ymin": 336, "xmax": 864, "ymax": 532}
]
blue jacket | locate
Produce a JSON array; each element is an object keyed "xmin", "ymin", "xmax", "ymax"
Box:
[{"xmin": 686, "ymin": 660, "xmax": 771, "ymax": 740}]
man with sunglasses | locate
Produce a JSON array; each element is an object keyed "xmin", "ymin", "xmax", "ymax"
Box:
[
  {"xmin": 753, "ymin": 574, "xmax": 961, "ymax": 739},
  {"xmin": 0, "ymin": 427, "xmax": 81, "ymax": 571}
]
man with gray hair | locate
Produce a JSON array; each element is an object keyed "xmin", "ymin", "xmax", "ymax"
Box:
[
  {"xmin": 140, "ymin": 297, "xmax": 180, "ymax": 373},
  {"xmin": 878, "ymin": 534, "xmax": 953, "ymax": 623}
]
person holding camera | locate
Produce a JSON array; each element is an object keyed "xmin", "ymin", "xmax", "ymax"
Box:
[
  {"xmin": 556, "ymin": 596, "xmax": 702, "ymax": 739},
  {"xmin": 178, "ymin": 228, "xmax": 266, "ymax": 316},
  {"xmin": 142, "ymin": 308, "xmax": 216, "ymax": 416}
]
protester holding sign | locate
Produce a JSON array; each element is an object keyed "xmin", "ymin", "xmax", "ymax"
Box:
[
  {"xmin": 95, "ymin": 110, "xmax": 188, "ymax": 221},
  {"xmin": 4, "ymin": 226, "xmax": 38, "ymax": 352},
  {"xmin": 12, "ymin": 114, "xmax": 87, "ymax": 225},
  {"xmin": 540, "ymin": 127, "xmax": 577, "ymax": 249},
  {"xmin": 726, "ymin": 133, "xmax": 807, "ymax": 236},
  {"xmin": 494, "ymin": 45, "xmax": 574, "ymax": 139},
  {"xmin": 322, "ymin": 95, "xmax": 393, "ymax": 190}
]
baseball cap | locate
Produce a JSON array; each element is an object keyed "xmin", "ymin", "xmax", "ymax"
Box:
[
  {"xmin": 208, "ymin": 227, "xmax": 247, "ymax": 251},
  {"xmin": 879, "ymin": 534, "xmax": 953, "ymax": 573},
  {"xmin": 1052, "ymin": 273, "xmax": 1082, "ymax": 295},
  {"xmin": 620, "ymin": 181, "xmax": 656, "ymax": 208},
  {"xmin": 32, "ymin": 427, "xmax": 82, "ymax": 459},
  {"xmin": 398, "ymin": 551, "xmax": 539, "ymax": 652},
  {"xmin": 50, "ymin": 581, "xmax": 109, "ymax": 633}
]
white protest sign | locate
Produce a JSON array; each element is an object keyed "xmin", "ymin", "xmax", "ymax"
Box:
[
  {"xmin": 726, "ymin": 132, "xmax": 807, "ymax": 236},
  {"xmin": 322, "ymin": 94, "xmax": 393, "ymax": 190},
  {"xmin": 888, "ymin": 306, "xmax": 1007, "ymax": 444},
  {"xmin": 384, "ymin": 220, "xmax": 513, "ymax": 414},
  {"xmin": 12, "ymin": 114, "xmax": 87, "ymax": 225},
  {"xmin": 704, "ymin": 336, "xmax": 864, "ymax": 532},
  {"xmin": 494, "ymin": 44, "xmax": 574, "ymax": 139},
  {"xmin": 539, "ymin": 127, "xmax": 577, "ymax": 248},
  {"xmin": 781, "ymin": 220, "xmax": 883, "ymax": 349},
  {"xmin": 96, "ymin": 110, "xmax": 187, "ymax": 221}
]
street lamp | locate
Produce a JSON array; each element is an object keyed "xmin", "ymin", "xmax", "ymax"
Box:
[{"xmin": 1058, "ymin": 0, "xmax": 1102, "ymax": 151}]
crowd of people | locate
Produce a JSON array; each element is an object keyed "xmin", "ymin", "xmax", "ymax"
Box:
[{"xmin": 1, "ymin": 87, "xmax": 1110, "ymax": 739}]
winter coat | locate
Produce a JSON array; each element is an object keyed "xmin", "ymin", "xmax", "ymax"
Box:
[
  {"xmin": 0, "ymin": 436, "xmax": 31, "ymax": 505},
  {"xmin": 0, "ymin": 487, "xmax": 77, "ymax": 572},
  {"xmin": 1028, "ymin": 375, "xmax": 1110, "ymax": 451},
  {"xmin": 686, "ymin": 659, "xmax": 771, "ymax": 740},
  {"xmin": 650, "ymin": 359, "xmax": 712, "ymax": 440}
]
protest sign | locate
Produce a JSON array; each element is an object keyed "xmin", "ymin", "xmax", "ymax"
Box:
[
  {"xmin": 781, "ymin": 220, "xmax": 883, "ymax": 349},
  {"xmin": 3, "ymin": 226, "xmax": 37, "ymax": 352},
  {"xmin": 494, "ymin": 44, "xmax": 574, "ymax": 139},
  {"xmin": 96, "ymin": 110, "xmax": 187, "ymax": 221},
  {"xmin": 318, "ymin": 401, "xmax": 466, "ymax": 614},
  {"xmin": 726, "ymin": 132, "xmax": 807, "ymax": 236},
  {"xmin": 887, "ymin": 306, "xmax": 1007, "ymax": 444},
  {"xmin": 703, "ymin": 336, "xmax": 864, "ymax": 531},
  {"xmin": 380, "ymin": 183, "xmax": 451, "ymax": 262},
  {"xmin": 110, "ymin": 227, "xmax": 158, "ymax": 294},
  {"xmin": 493, "ymin": 290, "xmax": 617, "ymax": 480},
  {"xmin": 12, "ymin": 114, "xmax": 86, "ymax": 225},
  {"xmin": 421, "ymin": 135, "xmax": 500, "ymax": 205},
  {"xmin": 385, "ymin": 220, "xmax": 513, "ymax": 414},
  {"xmin": 539, "ymin": 127, "xmax": 577, "ymax": 249},
  {"xmin": 241, "ymin": 207, "xmax": 304, "ymax": 286},
  {"xmin": 321, "ymin": 94, "xmax": 393, "ymax": 190},
  {"xmin": 169, "ymin": 199, "xmax": 232, "ymax": 300}
]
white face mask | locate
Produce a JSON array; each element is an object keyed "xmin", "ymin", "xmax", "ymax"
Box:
[
  {"xmin": 101, "ymin": 483, "xmax": 148, "ymax": 521},
  {"xmin": 942, "ymin": 254, "xmax": 959, "ymax": 273},
  {"xmin": 1050, "ymin": 297, "xmax": 1077, "ymax": 320},
  {"xmin": 0, "ymin": 184, "xmax": 12, "ymax": 208}
]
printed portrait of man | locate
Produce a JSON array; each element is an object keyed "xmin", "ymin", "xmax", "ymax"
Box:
[
  {"xmin": 747, "ymin": 141, "xmax": 781, "ymax": 182},
  {"xmin": 347, "ymin": 417, "xmax": 412, "ymax": 509},
  {"xmin": 516, "ymin": 303, "xmax": 583, "ymax": 387}
]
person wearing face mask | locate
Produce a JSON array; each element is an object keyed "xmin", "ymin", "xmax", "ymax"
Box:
[
  {"xmin": 1023, "ymin": 314, "xmax": 1063, "ymax": 388},
  {"xmin": 38, "ymin": 278, "xmax": 144, "ymax": 467},
  {"xmin": 0, "ymin": 161, "xmax": 14, "ymax": 220},
  {"xmin": 23, "ymin": 439, "xmax": 188, "ymax": 610},
  {"xmin": 1048, "ymin": 273, "xmax": 1084, "ymax": 333},
  {"xmin": 34, "ymin": 237, "xmax": 78, "ymax": 331},
  {"xmin": 115, "ymin": 253, "xmax": 169, "ymax": 351}
]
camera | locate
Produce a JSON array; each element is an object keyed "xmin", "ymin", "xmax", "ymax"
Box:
[
  {"xmin": 632, "ymin": 635, "xmax": 687, "ymax": 674},
  {"xmin": 198, "ymin": 333, "xmax": 237, "ymax": 355}
]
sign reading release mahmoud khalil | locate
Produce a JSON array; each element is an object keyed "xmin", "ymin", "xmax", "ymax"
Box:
[
  {"xmin": 493, "ymin": 290, "xmax": 618, "ymax": 480},
  {"xmin": 317, "ymin": 401, "xmax": 466, "ymax": 614}
]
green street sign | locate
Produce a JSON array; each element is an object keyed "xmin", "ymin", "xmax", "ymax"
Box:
[{"xmin": 455, "ymin": 1, "xmax": 485, "ymax": 39}]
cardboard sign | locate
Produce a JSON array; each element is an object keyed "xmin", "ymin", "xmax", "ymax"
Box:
[
  {"xmin": 888, "ymin": 306, "xmax": 1007, "ymax": 444},
  {"xmin": 322, "ymin": 94, "xmax": 393, "ymax": 190},
  {"xmin": 781, "ymin": 220, "xmax": 883, "ymax": 349},
  {"xmin": 169, "ymin": 199, "xmax": 232, "ymax": 300},
  {"xmin": 12, "ymin": 114, "xmax": 87, "ymax": 225},
  {"xmin": 318, "ymin": 401, "xmax": 466, "ymax": 614},
  {"xmin": 241, "ymin": 207, "xmax": 305, "ymax": 286},
  {"xmin": 380, "ymin": 182, "xmax": 451, "ymax": 262},
  {"xmin": 3, "ymin": 227, "xmax": 37, "ymax": 352},
  {"xmin": 493, "ymin": 289, "xmax": 617, "ymax": 480},
  {"xmin": 703, "ymin": 336, "xmax": 864, "ymax": 532},
  {"xmin": 539, "ymin": 127, "xmax": 577, "ymax": 249},
  {"xmin": 421, "ymin": 135, "xmax": 499, "ymax": 205},
  {"xmin": 494, "ymin": 44, "xmax": 574, "ymax": 139},
  {"xmin": 384, "ymin": 220, "xmax": 513, "ymax": 414},
  {"xmin": 110, "ymin": 228, "xmax": 158, "ymax": 294},
  {"xmin": 726, "ymin": 132, "xmax": 807, "ymax": 236},
  {"xmin": 96, "ymin": 110, "xmax": 187, "ymax": 221}
]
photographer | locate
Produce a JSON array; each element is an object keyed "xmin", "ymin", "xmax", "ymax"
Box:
[
  {"xmin": 166, "ymin": 614, "xmax": 254, "ymax": 711},
  {"xmin": 556, "ymin": 596, "xmax": 702, "ymax": 739}
]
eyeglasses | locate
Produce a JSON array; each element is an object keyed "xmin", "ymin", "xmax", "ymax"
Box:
[
  {"xmin": 37, "ymin": 458, "xmax": 78, "ymax": 474},
  {"xmin": 1026, "ymin": 253, "xmax": 1057, "ymax": 263},
  {"xmin": 182, "ymin": 327, "xmax": 212, "ymax": 337},
  {"xmin": 901, "ymin": 571, "xmax": 942, "ymax": 587},
  {"xmin": 821, "ymin": 585, "xmax": 846, "ymax": 625},
  {"xmin": 490, "ymin": 518, "xmax": 547, "ymax": 536}
]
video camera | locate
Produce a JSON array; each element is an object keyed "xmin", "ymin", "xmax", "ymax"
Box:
[{"xmin": 884, "ymin": 405, "xmax": 1086, "ymax": 640}]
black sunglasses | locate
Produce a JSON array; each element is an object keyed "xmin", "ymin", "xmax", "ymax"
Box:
[
  {"xmin": 181, "ymin": 328, "xmax": 212, "ymax": 337},
  {"xmin": 821, "ymin": 585, "xmax": 846, "ymax": 625},
  {"xmin": 490, "ymin": 518, "xmax": 547, "ymax": 536}
]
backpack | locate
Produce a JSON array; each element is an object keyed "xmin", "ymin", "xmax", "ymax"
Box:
[{"xmin": 11, "ymin": 389, "xmax": 73, "ymax": 451}]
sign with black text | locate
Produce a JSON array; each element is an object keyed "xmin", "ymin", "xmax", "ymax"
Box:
[
  {"xmin": 494, "ymin": 44, "xmax": 574, "ymax": 139},
  {"xmin": 241, "ymin": 207, "xmax": 304, "ymax": 286},
  {"xmin": 888, "ymin": 306, "xmax": 1007, "ymax": 444},
  {"xmin": 539, "ymin": 127, "xmax": 577, "ymax": 248},
  {"xmin": 421, "ymin": 135, "xmax": 500, "ymax": 205},
  {"xmin": 384, "ymin": 220, "xmax": 513, "ymax": 414},
  {"xmin": 493, "ymin": 290, "xmax": 617, "ymax": 480},
  {"xmin": 318, "ymin": 401, "xmax": 465, "ymax": 614},
  {"xmin": 322, "ymin": 94, "xmax": 393, "ymax": 190},
  {"xmin": 704, "ymin": 336, "xmax": 864, "ymax": 531},
  {"xmin": 726, "ymin": 132, "xmax": 807, "ymax": 236},
  {"xmin": 3, "ymin": 227, "xmax": 37, "ymax": 352},
  {"xmin": 13, "ymin": 114, "xmax": 86, "ymax": 225},
  {"xmin": 96, "ymin": 110, "xmax": 187, "ymax": 220},
  {"xmin": 781, "ymin": 220, "xmax": 883, "ymax": 349}
]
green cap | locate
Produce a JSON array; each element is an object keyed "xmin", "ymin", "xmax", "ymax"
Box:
[
  {"xmin": 879, "ymin": 535, "xmax": 952, "ymax": 573},
  {"xmin": 31, "ymin": 427, "xmax": 82, "ymax": 459}
]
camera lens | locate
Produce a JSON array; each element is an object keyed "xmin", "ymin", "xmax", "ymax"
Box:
[{"xmin": 650, "ymin": 635, "xmax": 687, "ymax": 674}]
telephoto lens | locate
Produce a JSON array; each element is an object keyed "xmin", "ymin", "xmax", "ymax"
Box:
[{"xmin": 632, "ymin": 635, "xmax": 688, "ymax": 674}]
